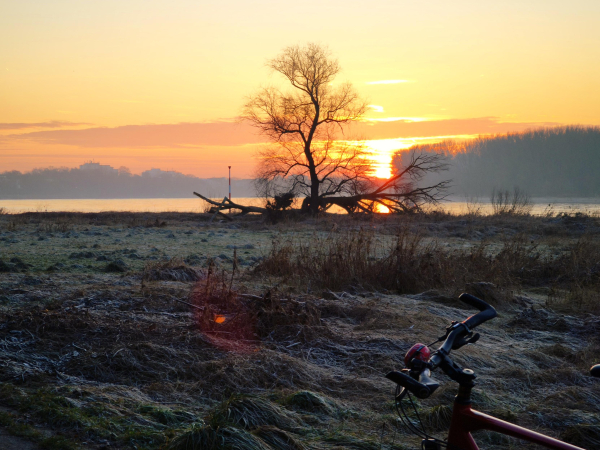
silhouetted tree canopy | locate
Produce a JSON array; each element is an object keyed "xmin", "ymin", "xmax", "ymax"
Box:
[
  {"xmin": 243, "ymin": 43, "xmax": 370, "ymax": 214},
  {"xmin": 393, "ymin": 126, "xmax": 600, "ymax": 197}
]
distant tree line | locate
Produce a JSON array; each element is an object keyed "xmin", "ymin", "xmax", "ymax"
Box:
[
  {"xmin": 393, "ymin": 126, "xmax": 600, "ymax": 197},
  {"xmin": 0, "ymin": 165, "xmax": 256, "ymax": 199}
]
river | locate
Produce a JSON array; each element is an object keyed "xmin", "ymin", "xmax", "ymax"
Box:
[{"xmin": 1, "ymin": 197, "xmax": 600, "ymax": 216}]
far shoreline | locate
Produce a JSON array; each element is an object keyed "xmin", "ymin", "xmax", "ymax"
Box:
[{"xmin": 3, "ymin": 196, "xmax": 600, "ymax": 216}]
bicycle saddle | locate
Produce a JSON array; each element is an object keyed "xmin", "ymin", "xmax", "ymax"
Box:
[{"xmin": 591, "ymin": 364, "xmax": 600, "ymax": 378}]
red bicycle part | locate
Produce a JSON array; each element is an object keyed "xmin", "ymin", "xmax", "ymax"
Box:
[
  {"xmin": 404, "ymin": 343, "xmax": 431, "ymax": 368},
  {"xmin": 448, "ymin": 400, "xmax": 586, "ymax": 450}
]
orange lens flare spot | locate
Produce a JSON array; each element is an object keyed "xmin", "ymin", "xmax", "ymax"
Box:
[{"xmin": 214, "ymin": 315, "xmax": 226, "ymax": 324}]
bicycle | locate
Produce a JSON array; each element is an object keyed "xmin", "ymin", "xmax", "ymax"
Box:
[{"xmin": 386, "ymin": 293, "xmax": 591, "ymax": 450}]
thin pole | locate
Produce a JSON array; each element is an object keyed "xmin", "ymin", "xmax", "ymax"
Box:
[{"xmin": 228, "ymin": 166, "xmax": 231, "ymax": 214}]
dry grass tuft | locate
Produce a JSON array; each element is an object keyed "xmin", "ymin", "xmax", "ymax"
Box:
[
  {"xmin": 210, "ymin": 395, "xmax": 301, "ymax": 431},
  {"xmin": 284, "ymin": 391, "xmax": 338, "ymax": 417},
  {"xmin": 142, "ymin": 258, "xmax": 200, "ymax": 282},
  {"xmin": 0, "ymin": 259, "xmax": 14, "ymax": 273},
  {"xmin": 167, "ymin": 396, "xmax": 305, "ymax": 450},
  {"xmin": 560, "ymin": 424, "xmax": 600, "ymax": 448},
  {"xmin": 252, "ymin": 426, "xmax": 306, "ymax": 450},
  {"xmin": 189, "ymin": 263, "xmax": 257, "ymax": 350},
  {"xmin": 253, "ymin": 292, "xmax": 323, "ymax": 341},
  {"xmin": 422, "ymin": 404, "xmax": 453, "ymax": 431},
  {"xmin": 190, "ymin": 264, "xmax": 324, "ymax": 350},
  {"xmin": 491, "ymin": 187, "xmax": 533, "ymax": 216},
  {"xmin": 167, "ymin": 423, "xmax": 269, "ymax": 450}
]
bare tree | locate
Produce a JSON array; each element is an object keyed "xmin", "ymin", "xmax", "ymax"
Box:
[
  {"xmin": 242, "ymin": 43, "xmax": 449, "ymax": 215},
  {"xmin": 243, "ymin": 43, "xmax": 370, "ymax": 214}
]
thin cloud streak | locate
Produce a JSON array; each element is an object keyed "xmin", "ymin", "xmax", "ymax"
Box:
[
  {"xmin": 368, "ymin": 105, "xmax": 384, "ymax": 113},
  {"xmin": 0, "ymin": 121, "xmax": 91, "ymax": 130},
  {"xmin": 5, "ymin": 121, "xmax": 265, "ymax": 148}
]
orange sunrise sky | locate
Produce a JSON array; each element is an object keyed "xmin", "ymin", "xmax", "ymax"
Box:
[{"xmin": 1, "ymin": 0, "xmax": 599, "ymax": 178}]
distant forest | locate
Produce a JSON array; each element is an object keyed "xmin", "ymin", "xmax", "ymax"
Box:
[
  {"xmin": 394, "ymin": 126, "xmax": 600, "ymax": 198},
  {"xmin": 0, "ymin": 164, "xmax": 256, "ymax": 199}
]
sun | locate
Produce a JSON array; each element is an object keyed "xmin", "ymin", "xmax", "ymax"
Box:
[{"xmin": 375, "ymin": 203, "xmax": 390, "ymax": 213}]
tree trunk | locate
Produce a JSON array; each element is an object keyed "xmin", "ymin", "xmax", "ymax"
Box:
[{"xmin": 309, "ymin": 179, "xmax": 320, "ymax": 214}]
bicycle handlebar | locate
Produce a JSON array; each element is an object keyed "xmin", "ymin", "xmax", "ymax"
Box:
[
  {"xmin": 386, "ymin": 370, "xmax": 432, "ymax": 399},
  {"xmin": 433, "ymin": 293, "xmax": 497, "ymax": 358},
  {"xmin": 459, "ymin": 293, "xmax": 498, "ymax": 330},
  {"xmin": 387, "ymin": 293, "xmax": 497, "ymax": 398}
]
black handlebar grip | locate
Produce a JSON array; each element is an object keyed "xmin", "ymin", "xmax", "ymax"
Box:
[
  {"xmin": 459, "ymin": 293, "xmax": 497, "ymax": 329},
  {"xmin": 591, "ymin": 364, "xmax": 600, "ymax": 378},
  {"xmin": 385, "ymin": 371, "xmax": 431, "ymax": 399}
]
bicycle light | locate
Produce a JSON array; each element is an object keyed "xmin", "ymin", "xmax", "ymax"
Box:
[{"xmin": 404, "ymin": 343, "xmax": 431, "ymax": 368}]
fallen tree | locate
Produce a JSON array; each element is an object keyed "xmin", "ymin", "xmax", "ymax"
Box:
[
  {"xmin": 194, "ymin": 152, "xmax": 449, "ymax": 217},
  {"xmin": 193, "ymin": 193, "xmax": 266, "ymax": 221},
  {"xmin": 298, "ymin": 152, "xmax": 450, "ymax": 214}
]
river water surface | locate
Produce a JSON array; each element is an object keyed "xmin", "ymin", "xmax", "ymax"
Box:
[{"xmin": 1, "ymin": 197, "xmax": 600, "ymax": 215}]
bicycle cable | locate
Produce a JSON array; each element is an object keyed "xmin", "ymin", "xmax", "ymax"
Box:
[
  {"xmin": 394, "ymin": 386, "xmax": 427, "ymax": 439},
  {"xmin": 394, "ymin": 385, "xmax": 449, "ymax": 449},
  {"xmin": 426, "ymin": 337, "xmax": 443, "ymax": 348}
]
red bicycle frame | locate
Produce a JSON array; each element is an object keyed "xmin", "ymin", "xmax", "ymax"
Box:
[{"xmin": 447, "ymin": 386, "xmax": 586, "ymax": 450}]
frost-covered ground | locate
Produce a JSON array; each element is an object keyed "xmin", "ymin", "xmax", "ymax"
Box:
[{"xmin": 0, "ymin": 212, "xmax": 599, "ymax": 449}]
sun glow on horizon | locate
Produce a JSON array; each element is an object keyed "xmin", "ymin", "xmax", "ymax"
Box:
[
  {"xmin": 362, "ymin": 139, "xmax": 413, "ymax": 178},
  {"xmin": 352, "ymin": 134, "xmax": 482, "ymax": 179}
]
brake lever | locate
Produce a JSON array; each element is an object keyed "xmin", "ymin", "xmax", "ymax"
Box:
[
  {"xmin": 452, "ymin": 332, "xmax": 480, "ymax": 350},
  {"xmin": 436, "ymin": 321, "xmax": 468, "ymax": 343},
  {"xmin": 435, "ymin": 321, "xmax": 456, "ymax": 342}
]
